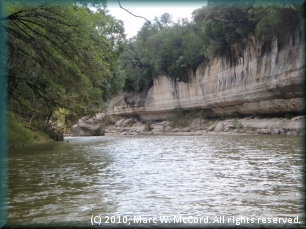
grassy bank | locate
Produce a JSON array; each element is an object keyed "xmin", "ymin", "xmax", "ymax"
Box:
[{"xmin": 7, "ymin": 113, "xmax": 53, "ymax": 148}]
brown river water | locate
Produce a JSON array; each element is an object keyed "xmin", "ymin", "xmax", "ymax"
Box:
[{"xmin": 6, "ymin": 135, "xmax": 304, "ymax": 227}]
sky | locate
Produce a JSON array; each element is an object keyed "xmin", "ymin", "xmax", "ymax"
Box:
[{"xmin": 106, "ymin": 1, "xmax": 207, "ymax": 38}]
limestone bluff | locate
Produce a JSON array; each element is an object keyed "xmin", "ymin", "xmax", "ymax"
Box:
[
  {"xmin": 70, "ymin": 18, "xmax": 305, "ymax": 137},
  {"xmin": 107, "ymin": 26, "xmax": 305, "ymax": 121}
]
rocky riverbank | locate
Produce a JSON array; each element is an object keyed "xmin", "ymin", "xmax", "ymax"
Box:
[{"xmin": 104, "ymin": 115, "xmax": 305, "ymax": 136}]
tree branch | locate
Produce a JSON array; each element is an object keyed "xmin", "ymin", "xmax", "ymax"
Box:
[
  {"xmin": 18, "ymin": 17, "xmax": 73, "ymax": 46},
  {"xmin": 17, "ymin": 20, "xmax": 72, "ymax": 59},
  {"xmin": 118, "ymin": 0, "xmax": 151, "ymax": 24},
  {"xmin": 26, "ymin": 81, "xmax": 63, "ymax": 108}
]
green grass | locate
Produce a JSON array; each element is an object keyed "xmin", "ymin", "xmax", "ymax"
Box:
[{"xmin": 7, "ymin": 113, "xmax": 52, "ymax": 148}]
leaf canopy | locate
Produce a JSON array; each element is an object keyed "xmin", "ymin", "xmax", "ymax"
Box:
[{"xmin": 5, "ymin": 4, "xmax": 126, "ymax": 125}]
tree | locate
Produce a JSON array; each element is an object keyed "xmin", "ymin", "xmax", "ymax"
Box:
[
  {"xmin": 120, "ymin": 37, "xmax": 154, "ymax": 92},
  {"xmin": 193, "ymin": 5, "xmax": 256, "ymax": 58},
  {"xmin": 182, "ymin": 31, "xmax": 204, "ymax": 73},
  {"xmin": 251, "ymin": 6, "xmax": 300, "ymax": 42},
  {"xmin": 4, "ymin": 3, "xmax": 126, "ymax": 134},
  {"xmin": 154, "ymin": 12, "xmax": 173, "ymax": 30}
]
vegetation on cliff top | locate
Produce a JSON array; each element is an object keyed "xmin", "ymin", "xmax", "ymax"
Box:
[{"xmin": 120, "ymin": 0, "xmax": 302, "ymax": 92}]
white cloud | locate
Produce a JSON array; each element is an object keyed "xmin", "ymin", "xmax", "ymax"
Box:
[{"xmin": 106, "ymin": 2, "xmax": 206, "ymax": 38}]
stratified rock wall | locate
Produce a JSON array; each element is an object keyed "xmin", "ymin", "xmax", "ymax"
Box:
[{"xmin": 108, "ymin": 30, "xmax": 305, "ymax": 120}]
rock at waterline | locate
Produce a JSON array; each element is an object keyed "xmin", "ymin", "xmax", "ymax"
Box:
[
  {"xmin": 271, "ymin": 129, "xmax": 280, "ymax": 135},
  {"xmin": 214, "ymin": 122, "xmax": 224, "ymax": 132},
  {"xmin": 71, "ymin": 113, "xmax": 105, "ymax": 136},
  {"xmin": 207, "ymin": 124, "xmax": 216, "ymax": 131}
]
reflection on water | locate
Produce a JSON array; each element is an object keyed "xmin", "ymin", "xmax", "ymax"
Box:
[{"xmin": 7, "ymin": 135, "xmax": 304, "ymax": 226}]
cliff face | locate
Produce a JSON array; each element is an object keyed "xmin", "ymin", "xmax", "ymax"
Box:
[{"xmin": 108, "ymin": 30, "xmax": 305, "ymax": 120}]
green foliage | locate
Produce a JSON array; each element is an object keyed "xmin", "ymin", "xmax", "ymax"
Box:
[
  {"xmin": 193, "ymin": 5, "xmax": 256, "ymax": 58},
  {"xmin": 4, "ymin": 3, "xmax": 126, "ymax": 140},
  {"xmin": 7, "ymin": 113, "xmax": 51, "ymax": 148},
  {"xmin": 41, "ymin": 123, "xmax": 64, "ymax": 141},
  {"xmin": 182, "ymin": 31, "xmax": 204, "ymax": 73},
  {"xmin": 230, "ymin": 119, "xmax": 243, "ymax": 130},
  {"xmin": 120, "ymin": 16, "xmax": 205, "ymax": 90},
  {"xmin": 144, "ymin": 121, "xmax": 153, "ymax": 132},
  {"xmin": 121, "ymin": 1, "xmax": 301, "ymax": 93},
  {"xmin": 167, "ymin": 107, "xmax": 185, "ymax": 128},
  {"xmin": 167, "ymin": 107, "xmax": 199, "ymax": 128},
  {"xmin": 252, "ymin": 6, "xmax": 300, "ymax": 42},
  {"xmin": 120, "ymin": 38, "xmax": 154, "ymax": 92}
]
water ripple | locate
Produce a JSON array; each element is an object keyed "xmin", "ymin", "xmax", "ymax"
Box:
[{"xmin": 7, "ymin": 135, "xmax": 303, "ymax": 225}]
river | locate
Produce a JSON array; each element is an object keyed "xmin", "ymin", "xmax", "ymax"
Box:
[{"xmin": 6, "ymin": 135, "xmax": 304, "ymax": 227}]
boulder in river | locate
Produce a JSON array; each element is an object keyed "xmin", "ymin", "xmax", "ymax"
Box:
[
  {"xmin": 214, "ymin": 122, "xmax": 224, "ymax": 132},
  {"xmin": 271, "ymin": 129, "xmax": 280, "ymax": 135},
  {"xmin": 207, "ymin": 124, "xmax": 216, "ymax": 131},
  {"xmin": 71, "ymin": 113, "xmax": 105, "ymax": 136}
]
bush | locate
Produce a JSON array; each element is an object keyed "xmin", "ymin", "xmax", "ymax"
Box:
[
  {"xmin": 144, "ymin": 121, "xmax": 152, "ymax": 131},
  {"xmin": 167, "ymin": 107, "xmax": 199, "ymax": 128},
  {"xmin": 230, "ymin": 119, "xmax": 243, "ymax": 130},
  {"xmin": 41, "ymin": 123, "xmax": 64, "ymax": 141}
]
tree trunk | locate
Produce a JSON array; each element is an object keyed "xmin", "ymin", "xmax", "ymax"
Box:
[{"xmin": 45, "ymin": 111, "xmax": 53, "ymax": 125}]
